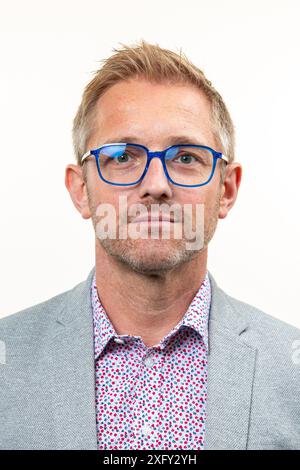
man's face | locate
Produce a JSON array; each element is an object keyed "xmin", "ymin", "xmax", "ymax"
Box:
[{"xmin": 82, "ymin": 78, "xmax": 225, "ymax": 275}]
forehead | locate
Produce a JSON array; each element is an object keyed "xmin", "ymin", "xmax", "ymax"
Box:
[{"xmin": 88, "ymin": 78, "xmax": 216, "ymax": 149}]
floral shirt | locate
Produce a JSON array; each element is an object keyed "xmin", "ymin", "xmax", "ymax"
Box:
[{"xmin": 91, "ymin": 271, "xmax": 211, "ymax": 450}]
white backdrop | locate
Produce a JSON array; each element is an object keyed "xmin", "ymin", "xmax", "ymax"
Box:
[{"xmin": 0, "ymin": 0, "xmax": 299, "ymax": 328}]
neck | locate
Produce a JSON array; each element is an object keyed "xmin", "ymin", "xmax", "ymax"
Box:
[{"xmin": 94, "ymin": 240, "xmax": 208, "ymax": 347}]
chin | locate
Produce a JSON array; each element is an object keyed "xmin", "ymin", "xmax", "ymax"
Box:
[{"xmin": 100, "ymin": 237, "xmax": 198, "ymax": 275}]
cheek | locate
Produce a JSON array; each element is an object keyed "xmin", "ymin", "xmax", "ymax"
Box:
[
  {"xmin": 180, "ymin": 188, "xmax": 209, "ymax": 213},
  {"xmin": 97, "ymin": 191, "xmax": 130, "ymax": 219},
  {"xmin": 87, "ymin": 171, "xmax": 115, "ymax": 205},
  {"xmin": 189, "ymin": 189, "xmax": 218, "ymax": 223}
]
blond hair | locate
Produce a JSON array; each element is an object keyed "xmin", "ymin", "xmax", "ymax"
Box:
[{"xmin": 72, "ymin": 41, "xmax": 235, "ymax": 171}]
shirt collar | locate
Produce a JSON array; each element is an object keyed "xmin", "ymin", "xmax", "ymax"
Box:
[{"xmin": 91, "ymin": 270, "xmax": 211, "ymax": 360}]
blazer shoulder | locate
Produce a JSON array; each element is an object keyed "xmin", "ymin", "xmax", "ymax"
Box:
[
  {"xmin": 227, "ymin": 291, "xmax": 299, "ymax": 334},
  {"xmin": 209, "ymin": 271, "xmax": 300, "ymax": 339},
  {"xmin": 212, "ymin": 285, "xmax": 300, "ymax": 400},
  {"xmin": 0, "ymin": 276, "xmax": 88, "ymax": 335}
]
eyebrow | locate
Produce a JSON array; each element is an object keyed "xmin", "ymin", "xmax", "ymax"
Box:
[{"xmin": 98, "ymin": 135, "xmax": 208, "ymax": 148}]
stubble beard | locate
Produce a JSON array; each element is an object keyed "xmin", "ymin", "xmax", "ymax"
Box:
[{"xmin": 88, "ymin": 191, "xmax": 221, "ymax": 276}]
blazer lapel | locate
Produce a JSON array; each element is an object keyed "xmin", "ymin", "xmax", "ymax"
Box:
[
  {"xmin": 204, "ymin": 272, "xmax": 257, "ymax": 450},
  {"xmin": 51, "ymin": 267, "xmax": 98, "ymax": 450}
]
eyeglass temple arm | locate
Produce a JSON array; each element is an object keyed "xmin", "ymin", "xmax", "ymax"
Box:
[
  {"xmin": 81, "ymin": 150, "xmax": 91, "ymax": 164},
  {"xmin": 220, "ymin": 154, "xmax": 229, "ymax": 163}
]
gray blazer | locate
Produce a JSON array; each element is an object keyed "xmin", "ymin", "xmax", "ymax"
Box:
[{"xmin": 1, "ymin": 266, "xmax": 299, "ymax": 450}]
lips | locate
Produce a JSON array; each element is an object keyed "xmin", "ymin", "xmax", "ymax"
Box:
[{"xmin": 131, "ymin": 213, "xmax": 175, "ymax": 223}]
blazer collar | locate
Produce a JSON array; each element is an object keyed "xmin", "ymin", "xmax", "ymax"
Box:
[{"xmin": 56, "ymin": 266, "xmax": 249, "ymax": 335}]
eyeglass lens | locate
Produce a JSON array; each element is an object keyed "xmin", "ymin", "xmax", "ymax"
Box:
[{"xmin": 98, "ymin": 144, "xmax": 214, "ymax": 186}]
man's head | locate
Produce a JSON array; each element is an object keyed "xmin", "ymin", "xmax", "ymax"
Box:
[{"xmin": 65, "ymin": 41, "xmax": 242, "ymax": 276}]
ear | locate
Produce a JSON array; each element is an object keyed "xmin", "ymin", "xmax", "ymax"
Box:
[
  {"xmin": 218, "ymin": 163, "xmax": 242, "ymax": 219},
  {"xmin": 65, "ymin": 164, "xmax": 91, "ymax": 219}
]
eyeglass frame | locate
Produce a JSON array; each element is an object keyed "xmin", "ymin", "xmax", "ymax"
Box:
[{"xmin": 81, "ymin": 142, "xmax": 229, "ymax": 188}]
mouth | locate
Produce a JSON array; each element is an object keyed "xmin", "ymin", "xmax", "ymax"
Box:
[{"xmin": 130, "ymin": 213, "xmax": 175, "ymax": 224}]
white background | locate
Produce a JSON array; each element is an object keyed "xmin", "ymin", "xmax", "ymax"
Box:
[{"xmin": 0, "ymin": 0, "xmax": 299, "ymax": 328}]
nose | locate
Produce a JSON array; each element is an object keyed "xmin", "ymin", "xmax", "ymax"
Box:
[{"xmin": 138, "ymin": 155, "xmax": 173, "ymax": 200}]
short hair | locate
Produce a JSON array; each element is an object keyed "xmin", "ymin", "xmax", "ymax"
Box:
[{"xmin": 72, "ymin": 40, "xmax": 235, "ymax": 173}]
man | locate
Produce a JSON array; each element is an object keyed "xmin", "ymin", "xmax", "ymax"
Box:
[{"xmin": 0, "ymin": 41, "xmax": 299, "ymax": 450}]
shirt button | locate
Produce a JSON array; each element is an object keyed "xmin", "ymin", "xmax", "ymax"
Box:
[
  {"xmin": 114, "ymin": 337, "xmax": 125, "ymax": 344},
  {"xmin": 143, "ymin": 355, "xmax": 156, "ymax": 367},
  {"xmin": 141, "ymin": 424, "xmax": 152, "ymax": 436}
]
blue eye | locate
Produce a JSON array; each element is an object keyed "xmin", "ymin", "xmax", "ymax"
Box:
[
  {"xmin": 116, "ymin": 153, "xmax": 131, "ymax": 163},
  {"xmin": 177, "ymin": 154, "xmax": 195, "ymax": 164}
]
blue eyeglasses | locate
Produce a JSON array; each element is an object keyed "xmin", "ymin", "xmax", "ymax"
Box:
[{"xmin": 81, "ymin": 142, "xmax": 229, "ymax": 188}]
